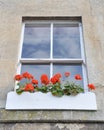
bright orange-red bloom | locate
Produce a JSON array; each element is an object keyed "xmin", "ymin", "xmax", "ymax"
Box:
[
  {"xmin": 22, "ymin": 72, "xmax": 34, "ymax": 79},
  {"xmin": 88, "ymin": 84, "xmax": 96, "ymax": 90},
  {"xmin": 32, "ymin": 79, "xmax": 38, "ymax": 85},
  {"xmin": 50, "ymin": 73, "xmax": 61, "ymax": 84},
  {"xmin": 24, "ymin": 83, "xmax": 34, "ymax": 91},
  {"xmin": 14, "ymin": 74, "xmax": 22, "ymax": 81},
  {"xmin": 54, "ymin": 73, "xmax": 62, "ymax": 78},
  {"xmin": 51, "ymin": 76, "xmax": 60, "ymax": 84},
  {"xmin": 75, "ymin": 74, "xmax": 82, "ymax": 80},
  {"xmin": 64, "ymin": 72, "xmax": 70, "ymax": 77},
  {"xmin": 40, "ymin": 74, "xmax": 49, "ymax": 85}
]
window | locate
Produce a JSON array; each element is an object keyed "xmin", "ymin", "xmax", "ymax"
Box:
[
  {"xmin": 18, "ymin": 20, "xmax": 87, "ymax": 90},
  {"xmin": 6, "ymin": 18, "xmax": 97, "ymax": 110}
]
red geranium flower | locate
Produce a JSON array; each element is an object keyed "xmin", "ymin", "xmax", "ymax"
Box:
[
  {"xmin": 54, "ymin": 73, "xmax": 62, "ymax": 78},
  {"xmin": 32, "ymin": 79, "xmax": 38, "ymax": 85},
  {"xmin": 14, "ymin": 74, "xmax": 22, "ymax": 81},
  {"xmin": 64, "ymin": 72, "xmax": 70, "ymax": 77},
  {"xmin": 22, "ymin": 72, "xmax": 34, "ymax": 79},
  {"xmin": 51, "ymin": 76, "xmax": 60, "ymax": 84},
  {"xmin": 50, "ymin": 73, "xmax": 61, "ymax": 84},
  {"xmin": 88, "ymin": 84, "xmax": 96, "ymax": 90},
  {"xmin": 75, "ymin": 74, "xmax": 82, "ymax": 80},
  {"xmin": 40, "ymin": 74, "xmax": 49, "ymax": 85},
  {"xmin": 24, "ymin": 83, "xmax": 34, "ymax": 91}
]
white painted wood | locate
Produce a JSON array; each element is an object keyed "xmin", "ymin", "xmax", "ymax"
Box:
[
  {"xmin": 6, "ymin": 91, "xmax": 97, "ymax": 110},
  {"xmin": 20, "ymin": 58, "xmax": 83, "ymax": 63},
  {"xmin": 79, "ymin": 23, "xmax": 88, "ymax": 92},
  {"xmin": 50, "ymin": 23, "xmax": 53, "ymax": 78}
]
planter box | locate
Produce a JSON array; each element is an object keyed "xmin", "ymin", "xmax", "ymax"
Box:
[{"xmin": 6, "ymin": 91, "xmax": 97, "ymax": 110}]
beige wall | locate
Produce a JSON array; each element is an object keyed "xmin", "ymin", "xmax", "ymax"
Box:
[{"xmin": 0, "ymin": 0, "xmax": 104, "ymax": 123}]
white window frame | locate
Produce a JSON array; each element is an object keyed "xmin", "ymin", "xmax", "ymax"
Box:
[{"xmin": 17, "ymin": 20, "xmax": 88, "ymax": 91}]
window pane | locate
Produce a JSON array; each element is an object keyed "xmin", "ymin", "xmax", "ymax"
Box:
[
  {"xmin": 21, "ymin": 63, "xmax": 50, "ymax": 86},
  {"xmin": 53, "ymin": 63, "xmax": 83, "ymax": 87},
  {"xmin": 53, "ymin": 23, "xmax": 81, "ymax": 58},
  {"xmin": 22, "ymin": 24, "xmax": 50, "ymax": 58}
]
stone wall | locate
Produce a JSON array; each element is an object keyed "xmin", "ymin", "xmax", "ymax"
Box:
[
  {"xmin": 0, "ymin": 0, "xmax": 104, "ymax": 128},
  {"xmin": 0, "ymin": 123, "xmax": 104, "ymax": 130}
]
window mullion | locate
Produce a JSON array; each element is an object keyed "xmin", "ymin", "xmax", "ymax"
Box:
[
  {"xmin": 50, "ymin": 23, "xmax": 53, "ymax": 77},
  {"xmin": 50, "ymin": 63, "xmax": 53, "ymax": 78},
  {"xmin": 50, "ymin": 23, "xmax": 53, "ymax": 59}
]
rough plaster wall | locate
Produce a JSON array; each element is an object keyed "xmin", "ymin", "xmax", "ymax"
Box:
[
  {"xmin": 0, "ymin": 123, "xmax": 104, "ymax": 130},
  {"xmin": 0, "ymin": 0, "xmax": 104, "ymax": 125}
]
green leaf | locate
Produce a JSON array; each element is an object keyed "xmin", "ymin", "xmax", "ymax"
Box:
[
  {"xmin": 51, "ymin": 88, "xmax": 64, "ymax": 97},
  {"xmin": 16, "ymin": 89, "xmax": 24, "ymax": 95},
  {"xmin": 39, "ymin": 86, "xmax": 49, "ymax": 93}
]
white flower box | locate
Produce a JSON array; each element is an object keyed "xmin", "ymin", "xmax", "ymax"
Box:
[{"xmin": 6, "ymin": 91, "xmax": 97, "ymax": 110}]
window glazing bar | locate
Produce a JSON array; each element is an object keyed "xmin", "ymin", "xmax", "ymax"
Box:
[{"xmin": 20, "ymin": 58, "xmax": 83, "ymax": 63}]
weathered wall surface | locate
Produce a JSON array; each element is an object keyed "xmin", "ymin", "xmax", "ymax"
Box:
[
  {"xmin": 0, "ymin": 123, "xmax": 104, "ymax": 130},
  {"xmin": 0, "ymin": 0, "xmax": 104, "ymax": 128}
]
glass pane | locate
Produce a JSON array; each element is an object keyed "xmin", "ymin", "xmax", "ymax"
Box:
[
  {"xmin": 22, "ymin": 24, "xmax": 50, "ymax": 58},
  {"xmin": 21, "ymin": 63, "xmax": 50, "ymax": 86},
  {"xmin": 53, "ymin": 23, "xmax": 81, "ymax": 58},
  {"xmin": 53, "ymin": 64, "xmax": 83, "ymax": 87}
]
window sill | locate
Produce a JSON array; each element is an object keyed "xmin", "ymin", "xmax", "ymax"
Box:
[{"xmin": 6, "ymin": 91, "xmax": 97, "ymax": 110}]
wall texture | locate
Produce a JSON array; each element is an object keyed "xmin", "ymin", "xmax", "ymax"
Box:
[
  {"xmin": 0, "ymin": 0, "xmax": 104, "ymax": 129},
  {"xmin": 0, "ymin": 123, "xmax": 104, "ymax": 130}
]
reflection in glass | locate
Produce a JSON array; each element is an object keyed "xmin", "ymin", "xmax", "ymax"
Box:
[
  {"xmin": 53, "ymin": 63, "xmax": 83, "ymax": 87},
  {"xmin": 22, "ymin": 24, "xmax": 50, "ymax": 58},
  {"xmin": 21, "ymin": 63, "xmax": 50, "ymax": 86},
  {"xmin": 53, "ymin": 24, "xmax": 81, "ymax": 58}
]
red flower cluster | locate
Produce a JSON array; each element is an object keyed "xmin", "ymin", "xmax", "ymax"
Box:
[
  {"xmin": 75, "ymin": 74, "xmax": 82, "ymax": 80},
  {"xmin": 64, "ymin": 72, "xmax": 82, "ymax": 80},
  {"xmin": 64, "ymin": 72, "xmax": 70, "ymax": 77},
  {"xmin": 14, "ymin": 72, "xmax": 34, "ymax": 81},
  {"xmin": 32, "ymin": 79, "xmax": 38, "ymax": 85},
  {"xmin": 22, "ymin": 72, "xmax": 34, "ymax": 80},
  {"xmin": 14, "ymin": 74, "xmax": 23, "ymax": 81},
  {"xmin": 24, "ymin": 83, "xmax": 34, "ymax": 92},
  {"xmin": 88, "ymin": 84, "xmax": 96, "ymax": 90},
  {"xmin": 14, "ymin": 72, "xmax": 38, "ymax": 92},
  {"xmin": 40, "ymin": 74, "xmax": 49, "ymax": 85},
  {"xmin": 15, "ymin": 71, "xmax": 96, "ymax": 95},
  {"xmin": 51, "ymin": 73, "xmax": 62, "ymax": 84}
]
